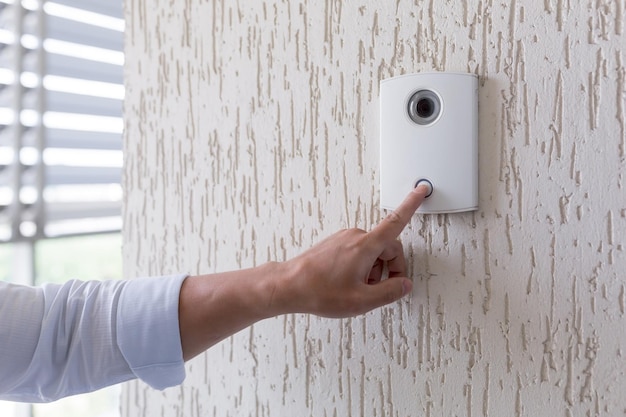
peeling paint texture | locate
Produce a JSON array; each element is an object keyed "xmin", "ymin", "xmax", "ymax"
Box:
[{"xmin": 122, "ymin": 1, "xmax": 626, "ymax": 416}]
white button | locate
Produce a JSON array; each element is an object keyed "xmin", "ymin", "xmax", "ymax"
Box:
[{"xmin": 415, "ymin": 179, "xmax": 433, "ymax": 198}]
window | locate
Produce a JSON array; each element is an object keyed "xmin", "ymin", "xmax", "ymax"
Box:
[
  {"xmin": 0, "ymin": 0, "xmax": 125, "ymax": 416},
  {"xmin": 0, "ymin": 0, "xmax": 124, "ymax": 242}
]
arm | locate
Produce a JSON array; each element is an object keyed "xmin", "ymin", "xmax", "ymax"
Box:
[
  {"xmin": 179, "ymin": 185, "xmax": 428, "ymax": 360},
  {"xmin": 0, "ymin": 186, "xmax": 427, "ymax": 401}
]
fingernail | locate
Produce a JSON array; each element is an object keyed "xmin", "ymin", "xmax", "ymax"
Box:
[{"xmin": 414, "ymin": 180, "xmax": 433, "ymax": 197}]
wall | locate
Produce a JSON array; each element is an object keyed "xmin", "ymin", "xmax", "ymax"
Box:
[{"xmin": 122, "ymin": 1, "xmax": 626, "ymax": 416}]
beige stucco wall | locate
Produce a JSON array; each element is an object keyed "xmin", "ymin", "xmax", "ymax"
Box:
[{"xmin": 122, "ymin": 1, "xmax": 626, "ymax": 416}]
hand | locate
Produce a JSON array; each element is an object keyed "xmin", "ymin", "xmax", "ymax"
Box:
[
  {"xmin": 276, "ymin": 184, "xmax": 429, "ymax": 318},
  {"xmin": 179, "ymin": 185, "xmax": 429, "ymax": 360}
]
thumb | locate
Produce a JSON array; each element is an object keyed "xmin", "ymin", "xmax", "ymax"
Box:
[{"xmin": 362, "ymin": 277, "xmax": 412, "ymax": 311}]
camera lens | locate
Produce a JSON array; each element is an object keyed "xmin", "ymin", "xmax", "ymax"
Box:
[
  {"xmin": 416, "ymin": 98, "xmax": 434, "ymax": 118},
  {"xmin": 407, "ymin": 90, "xmax": 441, "ymax": 125}
]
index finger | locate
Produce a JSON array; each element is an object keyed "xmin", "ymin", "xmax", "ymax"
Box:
[{"xmin": 371, "ymin": 184, "xmax": 430, "ymax": 242}]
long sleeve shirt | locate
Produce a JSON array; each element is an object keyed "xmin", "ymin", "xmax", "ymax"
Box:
[{"xmin": 0, "ymin": 274, "xmax": 188, "ymax": 403}]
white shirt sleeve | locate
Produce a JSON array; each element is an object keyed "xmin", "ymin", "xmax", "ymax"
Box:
[{"xmin": 0, "ymin": 274, "xmax": 188, "ymax": 403}]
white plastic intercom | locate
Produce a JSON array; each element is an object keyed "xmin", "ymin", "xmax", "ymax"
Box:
[{"xmin": 379, "ymin": 72, "xmax": 478, "ymax": 214}]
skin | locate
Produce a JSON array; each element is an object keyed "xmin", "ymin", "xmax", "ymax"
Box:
[{"xmin": 179, "ymin": 184, "xmax": 430, "ymax": 361}]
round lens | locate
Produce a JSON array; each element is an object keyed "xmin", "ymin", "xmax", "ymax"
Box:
[
  {"xmin": 407, "ymin": 90, "xmax": 441, "ymax": 125},
  {"xmin": 416, "ymin": 98, "xmax": 434, "ymax": 118}
]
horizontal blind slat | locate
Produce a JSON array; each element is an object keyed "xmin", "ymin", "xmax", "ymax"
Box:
[
  {"xmin": 28, "ymin": 15, "xmax": 123, "ymax": 51},
  {"xmin": 45, "ymin": 166, "xmax": 121, "ymax": 185},
  {"xmin": 46, "ymin": 53, "xmax": 122, "ymax": 84},
  {"xmin": 46, "ymin": 200, "xmax": 121, "ymax": 221},
  {"xmin": 12, "ymin": 166, "xmax": 121, "ymax": 186},
  {"xmin": 45, "ymin": 0, "xmax": 122, "ymax": 20},
  {"xmin": 46, "ymin": 129, "xmax": 122, "ymax": 150},
  {"xmin": 0, "ymin": 128, "xmax": 122, "ymax": 151},
  {"xmin": 47, "ymin": 91, "xmax": 122, "ymax": 118}
]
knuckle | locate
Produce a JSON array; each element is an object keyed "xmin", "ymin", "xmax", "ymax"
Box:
[
  {"xmin": 342, "ymin": 228, "xmax": 368, "ymax": 250},
  {"xmin": 347, "ymin": 227, "xmax": 366, "ymax": 235},
  {"xmin": 386, "ymin": 210, "xmax": 403, "ymax": 225},
  {"xmin": 382, "ymin": 239, "xmax": 403, "ymax": 260}
]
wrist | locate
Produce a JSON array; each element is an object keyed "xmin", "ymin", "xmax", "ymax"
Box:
[{"xmin": 258, "ymin": 259, "xmax": 306, "ymax": 317}]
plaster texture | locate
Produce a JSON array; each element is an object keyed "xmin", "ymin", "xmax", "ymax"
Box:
[{"xmin": 122, "ymin": 1, "xmax": 626, "ymax": 416}]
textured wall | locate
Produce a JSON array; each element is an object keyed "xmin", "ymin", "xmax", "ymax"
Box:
[{"xmin": 122, "ymin": 1, "xmax": 626, "ymax": 416}]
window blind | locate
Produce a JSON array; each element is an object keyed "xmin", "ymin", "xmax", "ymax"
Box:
[{"xmin": 0, "ymin": 0, "xmax": 124, "ymax": 242}]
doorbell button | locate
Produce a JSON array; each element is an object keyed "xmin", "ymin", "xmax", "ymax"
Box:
[{"xmin": 415, "ymin": 179, "xmax": 433, "ymax": 198}]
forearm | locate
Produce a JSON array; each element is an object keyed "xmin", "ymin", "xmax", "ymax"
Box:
[{"xmin": 179, "ymin": 262, "xmax": 292, "ymax": 361}]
